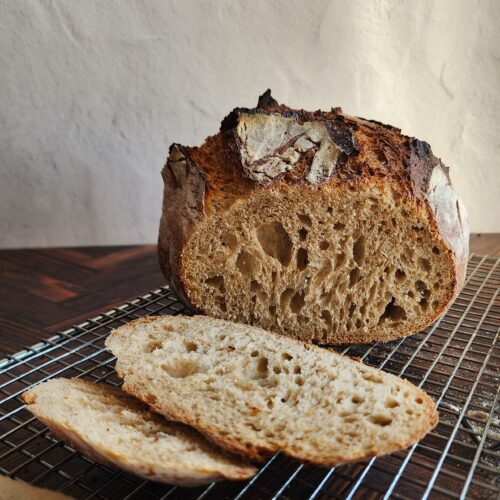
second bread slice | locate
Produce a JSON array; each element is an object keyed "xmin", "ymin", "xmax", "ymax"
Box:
[
  {"xmin": 106, "ymin": 315, "xmax": 438, "ymax": 465},
  {"xmin": 22, "ymin": 378, "xmax": 256, "ymax": 486}
]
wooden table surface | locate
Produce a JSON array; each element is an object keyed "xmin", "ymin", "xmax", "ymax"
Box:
[{"xmin": 0, "ymin": 234, "xmax": 499, "ymax": 357}]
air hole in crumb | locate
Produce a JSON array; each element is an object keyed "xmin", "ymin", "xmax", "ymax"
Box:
[
  {"xmin": 219, "ymin": 298, "xmax": 227, "ymax": 312},
  {"xmin": 282, "ymin": 353, "xmax": 293, "ymax": 361},
  {"xmin": 343, "ymin": 416, "xmax": 358, "ymax": 423},
  {"xmin": 353, "ymin": 235, "xmax": 366, "ymax": 266},
  {"xmin": 333, "ymin": 222, "xmax": 345, "ymax": 230},
  {"xmin": 379, "ymin": 298, "xmax": 407, "ymax": 323},
  {"xmin": 395, "ymin": 269, "xmax": 406, "ymax": 282},
  {"xmin": 327, "ymin": 207, "xmax": 333, "ymax": 214},
  {"xmin": 273, "ymin": 366, "xmax": 281, "ymax": 374},
  {"xmin": 321, "ymin": 310, "xmax": 333, "ymax": 329},
  {"xmin": 161, "ymin": 359, "xmax": 200, "ymax": 378},
  {"xmin": 408, "ymin": 290, "xmax": 415, "ymax": 298},
  {"xmin": 280, "ymin": 288, "xmax": 294, "ymax": 313},
  {"xmin": 406, "ymin": 409, "xmax": 414, "ymax": 415},
  {"xmin": 348, "ymin": 303, "xmax": 356, "ymax": 318},
  {"xmin": 355, "ymin": 319, "xmax": 362, "ymax": 328},
  {"xmin": 250, "ymin": 280, "xmax": 262, "ymax": 293},
  {"xmin": 420, "ymin": 298, "xmax": 429, "ymax": 311},
  {"xmin": 205, "ymin": 275, "xmax": 225, "ymax": 291},
  {"xmin": 415, "ymin": 397, "xmax": 423, "ymax": 404},
  {"xmin": 256, "ymin": 221, "xmax": 293, "ymax": 266},
  {"xmin": 418, "ymin": 257, "xmax": 431, "ymax": 273},
  {"xmin": 297, "ymin": 213, "xmax": 312, "ymax": 226},
  {"xmin": 295, "ymin": 376, "xmax": 304, "ymax": 386},
  {"xmin": 267, "ymin": 400, "xmax": 274, "ymax": 409},
  {"xmin": 432, "ymin": 300, "xmax": 439, "ymax": 309},
  {"xmin": 185, "ymin": 341, "xmax": 198, "ymax": 353},
  {"xmin": 221, "ymin": 232, "xmax": 238, "ymax": 252},
  {"xmin": 320, "ymin": 240, "xmax": 330, "ymax": 250},
  {"xmin": 236, "ymin": 250, "xmax": 258, "ymax": 274},
  {"xmin": 352, "ymin": 395, "xmax": 364, "ymax": 404},
  {"xmin": 296, "ymin": 248, "xmax": 309, "ymax": 271},
  {"xmin": 290, "ymin": 290, "xmax": 306, "ymax": 313},
  {"xmin": 255, "ymin": 357, "xmax": 269, "ymax": 379},
  {"xmin": 432, "ymin": 246, "xmax": 440, "ymax": 255},
  {"xmin": 349, "ymin": 268, "xmax": 361, "ymax": 287},
  {"xmin": 269, "ymin": 305, "xmax": 276, "ymax": 316},
  {"xmin": 370, "ymin": 415, "xmax": 392, "ymax": 426},
  {"xmin": 362, "ymin": 372, "xmax": 383, "ymax": 384},
  {"xmin": 251, "ymin": 350, "xmax": 259, "ymax": 357},
  {"xmin": 386, "ymin": 399, "xmax": 399, "ymax": 408},
  {"xmin": 334, "ymin": 252, "xmax": 347, "ymax": 269},
  {"xmin": 145, "ymin": 340, "xmax": 162, "ymax": 353},
  {"xmin": 298, "ymin": 228, "xmax": 308, "ymax": 241}
]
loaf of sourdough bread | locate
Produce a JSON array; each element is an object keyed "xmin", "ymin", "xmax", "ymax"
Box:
[
  {"xmin": 158, "ymin": 91, "xmax": 469, "ymax": 344},
  {"xmin": 22, "ymin": 378, "xmax": 256, "ymax": 486},
  {"xmin": 106, "ymin": 315, "xmax": 438, "ymax": 465}
]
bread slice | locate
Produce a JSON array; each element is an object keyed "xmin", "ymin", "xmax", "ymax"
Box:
[
  {"xmin": 106, "ymin": 315, "xmax": 438, "ymax": 465},
  {"xmin": 21, "ymin": 378, "xmax": 256, "ymax": 486},
  {"xmin": 158, "ymin": 90, "xmax": 469, "ymax": 344},
  {"xmin": 0, "ymin": 476, "xmax": 72, "ymax": 500}
]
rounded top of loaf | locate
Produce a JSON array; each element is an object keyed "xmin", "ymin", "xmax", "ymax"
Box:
[{"xmin": 172, "ymin": 89, "xmax": 450, "ymax": 204}]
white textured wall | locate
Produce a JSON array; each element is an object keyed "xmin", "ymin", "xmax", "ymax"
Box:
[{"xmin": 1, "ymin": 0, "xmax": 499, "ymax": 248}]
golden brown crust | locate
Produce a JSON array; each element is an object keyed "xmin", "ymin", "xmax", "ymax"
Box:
[{"xmin": 158, "ymin": 91, "xmax": 469, "ymax": 342}]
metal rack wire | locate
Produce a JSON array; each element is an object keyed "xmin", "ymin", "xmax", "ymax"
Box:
[{"xmin": 0, "ymin": 254, "xmax": 498, "ymax": 499}]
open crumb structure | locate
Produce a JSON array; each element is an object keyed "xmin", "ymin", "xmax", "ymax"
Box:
[{"xmin": 0, "ymin": 254, "xmax": 498, "ymax": 499}]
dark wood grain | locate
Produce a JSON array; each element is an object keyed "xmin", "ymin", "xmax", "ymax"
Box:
[
  {"xmin": 0, "ymin": 235, "xmax": 498, "ymax": 356},
  {"xmin": 0, "ymin": 245, "xmax": 165, "ymax": 356}
]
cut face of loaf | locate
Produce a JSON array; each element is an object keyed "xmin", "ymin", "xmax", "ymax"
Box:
[
  {"xmin": 184, "ymin": 185, "xmax": 456, "ymax": 344},
  {"xmin": 106, "ymin": 315, "xmax": 438, "ymax": 465},
  {"xmin": 22, "ymin": 378, "xmax": 256, "ymax": 486},
  {"xmin": 159, "ymin": 91, "xmax": 469, "ymax": 344}
]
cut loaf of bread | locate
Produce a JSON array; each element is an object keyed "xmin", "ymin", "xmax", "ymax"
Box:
[
  {"xmin": 158, "ymin": 90, "xmax": 469, "ymax": 344},
  {"xmin": 22, "ymin": 378, "xmax": 256, "ymax": 486},
  {"xmin": 106, "ymin": 315, "xmax": 438, "ymax": 465}
]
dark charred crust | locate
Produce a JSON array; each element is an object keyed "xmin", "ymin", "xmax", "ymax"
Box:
[
  {"xmin": 257, "ymin": 89, "xmax": 279, "ymax": 110},
  {"xmin": 407, "ymin": 138, "xmax": 435, "ymax": 196},
  {"xmin": 324, "ymin": 120, "xmax": 360, "ymax": 156},
  {"xmin": 363, "ymin": 117, "xmax": 401, "ymax": 133},
  {"xmin": 215, "ymin": 91, "xmax": 450, "ymax": 198}
]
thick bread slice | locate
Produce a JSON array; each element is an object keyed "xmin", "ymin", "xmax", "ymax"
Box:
[
  {"xmin": 106, "ymin": 315, "xmax": 438, "ymax": 464},
  {"xmin": 21, "ymin": 378, "xmax": 256, "ymax": 486},
  {"xmin": 0, "ymin": 476, "xmax": 72, "ymax": 500},
  {"xmin": 158, "ymin": 90, "xmax": 469, "ymax": 344}
]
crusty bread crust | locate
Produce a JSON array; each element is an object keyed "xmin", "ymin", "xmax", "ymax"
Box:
[
  {"xmin": 107, "ymin": 315, "xmax": 439, "ymax": 465},
  {"xmin": 22, "ymin": 378, "xmax": 256, "ymax": 486},
  {"xmin": 158, "ymin": 91, "xmax": 469, "ymax": 344}
]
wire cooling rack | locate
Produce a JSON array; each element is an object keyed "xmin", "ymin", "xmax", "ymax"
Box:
[{"xmin": 0, "ymin": 254, "xmax": 498, "ymax": 499}]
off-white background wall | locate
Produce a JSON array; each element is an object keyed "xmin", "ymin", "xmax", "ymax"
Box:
[{"xmin": 1, "ymin": 0, "xmax": 499, "ymax": 248}]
